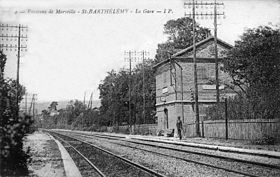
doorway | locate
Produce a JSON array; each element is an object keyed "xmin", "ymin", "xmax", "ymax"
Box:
[{"xmin": 164, "ymin": 108, "xmax": 168, "ymax": 129}]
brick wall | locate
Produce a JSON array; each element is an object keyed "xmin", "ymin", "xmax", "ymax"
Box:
[{"xmin": 155, "ymin": 38, "xmax": 235, "ymax": 133}]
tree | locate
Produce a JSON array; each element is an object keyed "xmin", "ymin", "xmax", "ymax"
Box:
[
  {"xmin": 98, "ymin": 60, "xmax": 157, "ymax": 127},
  {"xmin": 98, "ymin": 70, "xmax": 120, "ymax": 126},
  {"xmin": 155, "ymin": 17, "xmax": 211, "ymax": 63},
  {"xmin": 40, "ymin": 100, "xmax": 101, "ymax": 129},
  {"xmin": 0, "ymin": 51, "xmax": 33, "ymax": 176},
  {"xmin": 131, "ymin": 60, "xmax": 156, "ymax": 124},
  {"xmin": 222, "ymin": 26, "xmax": 280, "ymax": 119},
  {"xmin": 48, "ymin": 101, "xmax": 58, "ymax": 111},
  {"xmin": 65, "ymin": 100, "xmax": 86, "ymax": 125},
  {"xmin": 0, "ymin": 50, "xmax": 7, "ymax": 76}
]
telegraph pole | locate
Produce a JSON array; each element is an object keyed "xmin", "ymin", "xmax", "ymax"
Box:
[
  {"xmin": 124, "ymin": 50, "xmax": 133, "ymax": 127},
  {"xmin": 124, "ymin": 50, "xmax": 150, "ymax": 126},
  {"xmin": 184, "ymin": 0, "xmax": 225, "ymax": 137},
  {"xmin": 193, "ymin": 0, "xmax": 200, "ymax": 137},
  {"xmin": 141, "ymin": 50, "xmax": 150, "ymax": 124},
  {"xmin": 16, "ymin": 25, "xmax": 21, "ymax": 109},
  {"xmin": 25, "ymin": 92, "xmax": 28, "ymax": 114},
  {"xmin": 23, "ymin": 93, "xmax": 37, "ymax": 115},
  {"xmin": 0, "ymin": 52, "xmax": 3, "ymax": 78},
  {"xmin": 170, "ymin": 58, "xmax": 185, "ymax": 123},
  {"xmin": 129, "ymin": 51, "xmax": 132, "ymax": 127},
  {"xmin": 214, "ymin": 0, "xmax": 220, "ymax": 104},
  {"xmin": 32, "ymin": 94, "xmax": 36, "ymax": 117},
  {"xmin": 184, "ymin": 0, "xmax": 200, "ymax": 137},
  {"xmin": 88, "ymin": 92, "xmax": 93, "ymax": 109},
  {"xmin": 142, "ymin": 51, "xmax": 146, "ymax": 124},
  {"xmin": 28, "ymin": 94, "xmax": 37, "ymax": 116},
  {"xmin": 83, "ymin": 91, "xmax": 86, "ymax": 106},
  {"xmin": 28, "ymin": 94, "xmax": 33, "ymax": 115},
  {"xmin": 0, "ymin": 23, "xmax": 28, "ymax": 114}
]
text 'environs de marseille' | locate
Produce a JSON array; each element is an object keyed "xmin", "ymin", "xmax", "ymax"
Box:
[
  {"xmin": 25, "ymin": 8, "xmax": 172, "ymax": 15},
  {"xmin": 26, "ymin": 9, "xmax": 130, "ymax": 14}
]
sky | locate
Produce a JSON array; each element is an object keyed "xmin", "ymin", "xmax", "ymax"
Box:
[{"xmin": 0, "ymin": 0, "xmax": 279, "ymax": 102}]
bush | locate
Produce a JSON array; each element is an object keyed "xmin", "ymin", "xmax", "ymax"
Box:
[
  {"xmin": 0, "ymin": 59, "xmax": 34, "ymax": 175},
  {"xmin": 0, "ymin": 113, "xmax": 34, "ymax": 176},
  {"xmin": 98, "ymin": 126, "xmax": 108, "ymax": 132},
  {"xmin": 251, "ymin": 134, "xmax": 276, "ymax": 145},
  {"xmin": 205, "ymin": 93, "xmax": 255, "ymax": 120}
]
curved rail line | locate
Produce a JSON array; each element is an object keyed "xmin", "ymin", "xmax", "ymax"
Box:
[
  {"xmin": 113, "ymin": 142, "xmax": 260, "ymax": 177},
  {"xmin": 50, "ymin": 133, "xmax": 106, "ymax": 177},
  {"xmin": 74, "ymin": 131, "xmax": 280, "ymax": 159},
  {"xmin": 55, "ymin": 131, "xmax": 280, "ymax": 177},
  {"xmin": 76, "ymin": 132, "xmax": 280, "ymax": 169},
  {"xmin": 50, "ymin": 131, "xmax": 167, "ymax": 177},
  {"xmin": 68, "ymin": 132, "xmax": 266, "ymax": 177}
]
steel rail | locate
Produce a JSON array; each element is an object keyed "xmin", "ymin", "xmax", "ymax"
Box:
[
  {"xmin": 51, "ymin": 133, "xmax": 106, "ymax": 177},
  {"xmin": 129, "ymin": 137, "xmax": 280, "ymax": 159},
  {"xmin": 55, "ymin": 131, "xmax": 265, "ymax": 177},
  {"xmin": 73, "ymin": 131, "xmax": 280, "ymax": 159},
  {"xmin": 112, "ymin": 142, "xmax": 261, "ymax": 177},
  {"xmin": 51, "ymin": 131, "xmax": 167, "ymax": 177},
  {"xmin": 74, "ymin": 133, "xmax": 280, "ymax": 177},
  {"xmin": 73, "ymin": 132, "xmax": 280, "ymax": 170}
]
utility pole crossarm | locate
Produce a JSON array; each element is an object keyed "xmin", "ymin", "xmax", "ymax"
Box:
[
  {"xmin": 184, "ymin": 2, "xmax": 224, "ymax": 6},
  {"xmin": 184, "ymin": 1, "xmax": 225, "ymax": 19},
  {"xmin": 0, "ymin": 23, "xmax": 28, "ymax": 115}
]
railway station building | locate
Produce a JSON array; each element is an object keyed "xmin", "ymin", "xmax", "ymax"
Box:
[{"xmin": 154, "ymin": 36, "xmax": 236, "ymax": 137}]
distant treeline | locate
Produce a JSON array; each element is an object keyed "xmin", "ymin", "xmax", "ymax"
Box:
[{"xmin": 39, "ymin": 59, "xmax": 156, "ymax": 130}]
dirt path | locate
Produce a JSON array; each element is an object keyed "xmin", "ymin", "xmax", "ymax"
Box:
[{"xmin": 23, "ymin": 131, "xmax": 66, "ymax": 177}]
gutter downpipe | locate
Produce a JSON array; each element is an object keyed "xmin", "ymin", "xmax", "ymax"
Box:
[{"xmin": 171, "ymin": 58, "xmax": 184, "ymax": 123}]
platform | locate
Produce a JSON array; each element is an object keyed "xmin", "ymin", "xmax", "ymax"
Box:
[{"xmin": 24, "ymin": 131, "xmax": 82, "ymax": 177}]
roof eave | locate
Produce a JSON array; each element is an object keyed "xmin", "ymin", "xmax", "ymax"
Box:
[{"xmin": 172, "ymin": 36, "xmax": 233, "ymax": 58}]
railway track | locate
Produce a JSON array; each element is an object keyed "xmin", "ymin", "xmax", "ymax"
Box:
[
  {"xmin": 51, "ymin": 130, "xmax": 280, "ymax": 177},
  {"xmin": 79, "ymin": 133, "xmax": 279, "ymax": 158},
  {"xmin": 50, "ymin": 133, "xmax": 106, "ymax": 177},
  {"xmin": 48, "ymin": 131, "xmax": 167, "ymax": 177},
  {"xmin": 82, "ymin": 133, "xmax": 280, "ymax": 168}
]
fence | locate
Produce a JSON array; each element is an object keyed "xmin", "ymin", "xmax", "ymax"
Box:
[
  {"xmin": 183, "ymin": 118, "xmax": 280, "ymax": 141},
  {"xmin": 107, "ymin": 124, "xmax": 157, "ymax": 135},
  {"xmin": 106, "ymin": 119, "xmax": 280, "ymax": 142},
  {"xmin": 132, "ymin": 124, "xmax": 158, "ymax": 135}
]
